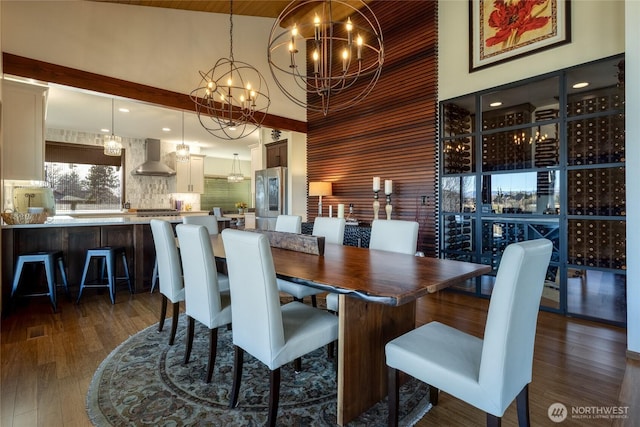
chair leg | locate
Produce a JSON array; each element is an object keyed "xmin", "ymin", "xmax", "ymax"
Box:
[
  {"xmin": 311, "ymin": 294, "xmax": 317, "ymax": 307},
  {"xmin": 56, "ymin": 256, "xmax": 70, "ymax": 297},
  {"xmin": 516, "ymin": 384, "xmax": 530, "ymax": 427},
  {"xmin": 387, "ymin": 367, "xmax": 400, "ymax": 427},
  {"xmin": 487, "ymin": 413, "xmax": 502, "ymax": 427},
  {"xmin": 429, "ymin": 385, "xmax": 439, "ymax": 406},
  {"xmin": 105, "ymin": 257, "xmax": 116, "ymax": 304},
  {"xmin": 43, "ymin": 257, "xmax": 57, "ymax": 312},
  {"xmin": 150, "ymin": 258, "xmax": 158, "ymax": 293},
  {"xmin": 206, "ymin": 328, "xmax": 219, "ymax": 383},
  {"xmin": 184, "ymin": 316, "xmax": 195, "ymax": 364},
  {"xmin": 229, "ymin": 346, "xmax": 244, "ymax": 408},
  {"xmin": 294, "ymin": 357, "xmax": 302, "ymax": 372},
  {"xmin": 121, "ymin": 251, "xmax": 133, "ymax": 294},
  {"xmin": 267, "ymin": 368, "xmax": 281, "ymax": 427},
  {"xmin": 327, "ymin": 341, "xmax": 334, "ymax": 359},
  {"xmin": 76, "ymin": 256, "xmax": 92, "ymax": 303},
  {"xmin": 158, "ymin": 295, "xmax": 168, "ymax": 332},
  {"xmin": 169, "ymin": 302, "xmax": 180, "ymax": 346}
]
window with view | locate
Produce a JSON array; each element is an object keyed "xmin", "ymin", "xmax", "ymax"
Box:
[{"xmin": 44, "ymin": 141, "xmax": 124, "ymax": 212}]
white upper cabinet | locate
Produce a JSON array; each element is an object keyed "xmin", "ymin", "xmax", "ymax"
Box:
[
  {"xmin": 170, "ymin": 153, "xmax": 205, "ymax": 193},
  {"xmin": 2, "ymin": 80, "xmax": 49, "ymax": 181}
]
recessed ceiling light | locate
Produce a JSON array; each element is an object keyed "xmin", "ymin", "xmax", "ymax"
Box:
[
  {"xmin": 162, "ymin": 127, "xmax": 171, "ymax": 132},
  {"xmin": 489, "ymin": 101, "xmax": 502, "ymax": 107},
  {"xmin": 572, "ymin": 82, "xmax": 589, "ymax": 89},
  {"xmin": 100, "ymin": 128, "xmax": 109, "ymax": 133},
  {"xmin": 119, "ymin": 107, "xmax": 130, "ymax": 113}
]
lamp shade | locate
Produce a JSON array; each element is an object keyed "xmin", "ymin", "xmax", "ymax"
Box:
[{"xmin": 309, "ymin": 181, "xmax": 332, "ymax": 197}]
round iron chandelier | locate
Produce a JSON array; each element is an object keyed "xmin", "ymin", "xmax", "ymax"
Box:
[
  {"xmin": 267, "ymin": 0, "xmax": 384, "ymax": 116},
  {"xmin": 191, "ymin": 0, "xmax": 270, "ymax": 140}
]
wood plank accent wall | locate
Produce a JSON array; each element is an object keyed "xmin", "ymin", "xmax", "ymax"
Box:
[{"xmin": 306, "ymin": 1, "xmax": 438, "ymax": 256}]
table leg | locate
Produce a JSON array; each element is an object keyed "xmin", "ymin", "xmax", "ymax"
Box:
[{"xmin": 336, "ymin": 294, "xmax": 416, "ymax": 425}]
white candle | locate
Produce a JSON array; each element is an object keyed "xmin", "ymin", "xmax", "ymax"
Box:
[
  {"xmin": 385, "ymin": 179, "xmax": 393, "ymax": 195},
  {"xmin": 373, "ymin": 177, "xmax": 381, "ymax": 192},
  {"xmin": 329, "ymin": 205, "xmax": 333, "ymax": 217},
  {"xmin": 337, "ymin": 204, "xmax": 345, "ymax": 218}
]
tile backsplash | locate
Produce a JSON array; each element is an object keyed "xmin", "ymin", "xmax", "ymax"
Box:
[{"xmin": 45, "ymin": 129, "xmax": 201, "ymax": 211}]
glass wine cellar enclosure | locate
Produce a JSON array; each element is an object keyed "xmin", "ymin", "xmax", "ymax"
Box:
[{"xmin": 439, "ymin": 54, "xmax": 626, "ymax": 326}]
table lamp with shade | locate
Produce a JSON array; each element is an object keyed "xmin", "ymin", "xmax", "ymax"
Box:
[{"xmin": 309, "ymin": 181, "xmax": 332, "ymax": 217}]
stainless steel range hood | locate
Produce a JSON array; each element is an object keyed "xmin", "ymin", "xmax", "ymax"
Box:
[{"xmin": 131, "ymin": 138, "xmax": 176, "ymax": 177}]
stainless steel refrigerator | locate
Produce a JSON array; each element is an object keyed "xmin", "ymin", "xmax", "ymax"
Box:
[{"xmin": 255, "ymin": 167, "xmax": 287, "ymax": 230}]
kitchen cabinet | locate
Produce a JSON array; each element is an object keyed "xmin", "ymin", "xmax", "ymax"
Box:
[
  {"xmin": 2, "ymin": 80, "xmax": 48, "ymax": 180},
  {"xmin": 170, "ymin": 154, "xmax": 205, "ymax": 193},
  {"xmin": 266, "ymin": 140, "xmax": 288, "ymax": 168}
]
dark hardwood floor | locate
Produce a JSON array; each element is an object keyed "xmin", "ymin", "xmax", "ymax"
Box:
[{"xmin": 1, "ymin": 289, "xmax": 637, "ymax": 426}]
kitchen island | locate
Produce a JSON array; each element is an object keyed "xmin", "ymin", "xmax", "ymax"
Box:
[{"xmin": 1, "ymin": 215, "xmax": 229, "ymax": 310}]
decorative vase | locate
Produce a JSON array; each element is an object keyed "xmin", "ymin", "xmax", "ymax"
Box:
[{"xmin": 238, "ymin": 208, "xmax": 244, "ymax": 214}]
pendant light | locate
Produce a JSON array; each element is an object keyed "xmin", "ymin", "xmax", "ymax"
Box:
[
  {"xmin": 227, "ymin": 153, "xmax": 244, "ymax": 183},
  {"xmin": 104, "ymin": 98, "xmax": 122, "ymax": 156},
  {"xmin": 190, "ymin": 0, "xmax": 270, "ymax": 140},
  {"xmin": 175, "ymin": 111, "xmax": 190, "ymax": 163},
  {"xmin": 268, "ymin": 0, "xmax": 384, "ymax": 115}
]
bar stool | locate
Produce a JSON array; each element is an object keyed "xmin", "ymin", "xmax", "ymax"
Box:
[
  {"xmin": 77, "ymin": 246, "xmax": 132, "ymax": 304},
  {"xmin": 11, "ymin": 250, "xmax": 69, "ymax": 312}
]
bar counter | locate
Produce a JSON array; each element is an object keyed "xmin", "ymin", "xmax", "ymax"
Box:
[{"xmin": 1, "ymin": 214, "xmax": 225, "ymax": 310}]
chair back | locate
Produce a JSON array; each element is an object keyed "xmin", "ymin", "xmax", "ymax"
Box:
[
  {"xmin": 150, "ymin": 219, "xmax": 184, "ymax": 302},
  {"xmin": 212, "ymin": 207, "xmax": 223, "ymax": 217},
  {"xmin": 175, "ymin": 224, "xmax": 227, "ymax": 328},
  {"xmin": 312, "ymin": 217, "xmax": 346, "ymax": 245},
  {"xmin": 479, "ymin": 238, "xmax": 552, "ymax": 407},
  {"xmin": 275, "ymin": 215, "xmax": 302, "ymax": 233},
  {"xmin": 369, "ymin": 220, "xmax": 419, "ymax": 254},
  {"xmin": 182, "ymin": 214, "xmax": 219, "ymax": 235},
  {"xmin": 221, "ymin": 229, "xmax": 285, "ymax": 367}
]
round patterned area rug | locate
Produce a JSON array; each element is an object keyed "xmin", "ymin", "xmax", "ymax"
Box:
[{"xmin": 87, "ymin": 314, "xmax": 431, "ymax": 426}]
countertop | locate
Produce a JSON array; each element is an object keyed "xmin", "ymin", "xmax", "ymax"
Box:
[{"xmin": 1, "ymin": 213, "xmax": 231, "ymax": 229}]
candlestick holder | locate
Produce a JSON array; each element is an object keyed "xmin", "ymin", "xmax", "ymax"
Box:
[
  {"xmin": 373, "ymin": 191, "xmax": 380, "ymax": 220},
  {"xmin": 385, "ymin": 194, "xmax": 392, "ymax": 220}
]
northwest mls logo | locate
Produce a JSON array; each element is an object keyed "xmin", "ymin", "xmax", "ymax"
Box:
[{"xmin": 548, "ymin": 402, "xmax": 568, "ymax": 423}]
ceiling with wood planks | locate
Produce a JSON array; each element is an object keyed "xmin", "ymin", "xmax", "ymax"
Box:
[{"xmin": 89, "ymin": 0, "xmax": 292, "ymax": 18}]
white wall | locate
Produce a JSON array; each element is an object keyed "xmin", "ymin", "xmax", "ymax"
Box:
[
  {"xmin": 204, "ymin": 157, "xmax": 251, "ymax": 179},
  {"xmin": 439, "ymin": 0, "xmax": 625, "ymax": 100},
  {"xmin": 439, "ymin": 0, "xmax": 635, "ymax": 353},
  {"xmin": 625, "ymin": 0, "xmax": 639, "ymax": 354},
  {"xmin": 0, "ymin": 0, "xmax": 305, "ymax": 122}
]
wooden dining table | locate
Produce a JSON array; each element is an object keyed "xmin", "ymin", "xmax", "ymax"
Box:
[{"xmin": 210, "ymin": 234, "xmax": 491, "ymax": 425}]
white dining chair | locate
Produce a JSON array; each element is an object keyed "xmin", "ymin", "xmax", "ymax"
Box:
[
  {"xmin": 326, "ymin": 219, "xmax": 418, "ymax": 312},
  {"xmin": 150, "ymin": 219, "xmax": 185, "ymax": 345},
  {"xmin": 182, "ymin": 214, "xmax": 219, "ymax": 235},
  {"xmin": 312, "ymin": 217, "xmax": 346, "ymax": 245},
  {"xmin": 221, "ymin": 228, "xmax": 338, "ymax": 427},
  {"xmin": 274, "ymin": 214, "xmax": 302, "ymax": 233},
  {"xmin": 385, "ymin": 239, "xmax": 553, "ymax": 427},
  {"xmin": 273, "ymin": 214, "xmax": 325, "ymax": 306},
  {"xmin": 175, "ymin": 224, "xmax": 232, "ymax": 383},
  {"xmin": 181, "ymin": 214, "xmax": 230, "ymax": 292}
]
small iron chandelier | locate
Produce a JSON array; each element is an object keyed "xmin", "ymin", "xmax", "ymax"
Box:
[
  {"xmin": 268, "ymin": 0, "xmax": 384, "ymax": 115},
  {"xmin": 227, "ymin": 153, "xmax": 244, "ymax": 183},
  {"xmin": 190, "ymin": 0, "xmax": 270, "ymax": 140},
  {"xmin": 104, "ymin": 98, "xmax": 122, "ymax": 156},
  {"xmin": 175, "ymin": 111, "xmax": 190, "ymax": 163}
]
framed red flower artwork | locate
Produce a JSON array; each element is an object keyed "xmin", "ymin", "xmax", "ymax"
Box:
[{"xmin": 469, "ymin": 0, "xmax": 571, "ymax": 72}]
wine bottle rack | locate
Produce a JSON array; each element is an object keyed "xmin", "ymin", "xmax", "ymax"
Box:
[
  {"xmin": 567, "ymin": 87, "xmax": 625, "ymax": 166},
  {"xmin": 568, "ymin": 219, "xmax": 626, "ymax": 270},
  {"xmin": 443, "ymin": 215, "xmax": 473, "ymax": 253},
  {"xmin": 481, "ymin": 104, "xmax": 534, "ymax": 171},
  {"xmin": 567, "ymin": 167, "xmax": 625, "ymax": 216},
  {"xmin": 442, "ymin": 104, "xmax": 473, "ymax": 174}
]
